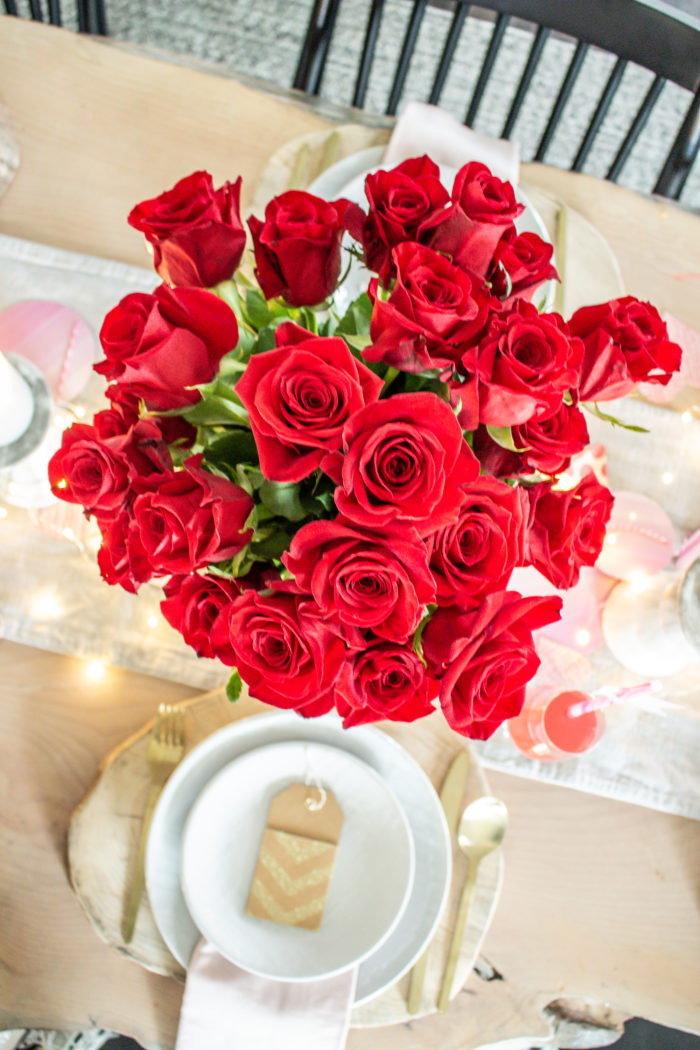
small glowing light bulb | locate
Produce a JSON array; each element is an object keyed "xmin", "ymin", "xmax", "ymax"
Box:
[
  {"xmin": 628, "ymin": 511, "xmax": 637, "ymax": 522},
  {"xmin": 73, "ymin": 405, "xmax": 86, "ymax": 418},
  {"xmin": 85, "ymin": 659, "xmax": 106, "ymax": 681},
  {"xmin": 31, "ymin": 592, "xmax": 63, "ymax": 619},
  {"xmin": 57, "ymin": 479, "xmax": 67, "ymax": 490},
  {"xmin": 575, "ymin": 628, "xmax": 591, "ymax": 648},
  {"xmin": 62, "ymin": 527, "xmax": 75, "ymax": 541},
  {"xmin": 147, "ymin": 615, "xmax": 159, "ymax": 629},
  {"xmin": 606, "ymin": 532, "xmax": 617, "ymax": 545},
  {"xmin": 682, "ymin": 410, "xmax": 693, "ymax": 423},
  {"xmin": 662, "ymin": 472, "xmax": 674, "ymax": 485}
]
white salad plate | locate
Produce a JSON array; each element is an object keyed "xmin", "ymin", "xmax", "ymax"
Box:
[
  {"xmin": 307, "ymin": 145, "xmax": 556, "ymax": 311},
  {"xmin": 180, "ymin": 740, "xmax": 415, "ymax": 982},
  {"xmin": 145, "ymin": 710, "xmax": 451, "ymax": 1005}
]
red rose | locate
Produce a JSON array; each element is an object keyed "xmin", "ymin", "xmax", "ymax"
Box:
[
  {"xmin": 248, "ymin": 191, "xmax": 363, "ymax": 307},
  {"xmin": 234, "ymin": 332, "xmax": 383, "ymax": 482},
  {"xmin": 489, "ymin": 230, "xmax": 559, "ymax": 305},
  {"xmin": 128, "ymin": 171, "xmax": 246, "ymax": 288},
  {"xmin": 211, "ymin": 590, "xmax": 345, "ymax": 716},
  {"xmin": 96, "ymin": 510, "xmax": 151, "ymax": 593},
  {"xmin": 131, "ymin": 454, "xmax": 253, "ymax": 575},
  {"xmin": 423, "ymin": 591, "xmax": 562, "ymax": 739},
  {"xmin": 160, "ymin": 572, "xmax": 243, "ymax": 661},
  {"xmin": 426, "ymin": 476, "xmax": 527, "ymax": 604},
  {"xmin": 282, "ymin": 518, "xmax": 435, "ymax": 643},
  {"xmin": 526, "ymin": 474, "xmax": 614, "ymax": 589},
  {"xmin": 461, "ymin": 299, "xmax": 581, "ymax": 426},
  {"xmin": 48, "ymin": 413, "xmax": 172, "ymax": 519},
  {"xmin": 570, "ymin": 296, "xmax": 682, "ymax": 402},
  {"xmin": 421, "ymin": 161, "xmax": 523, "ymax": 279},
  {"xmin": 325, "ymin": 392, "xmax": 479, "ymax": 536},
  {"xmin": 361, "ymin": 156, "xmax": 449, "ymax": 283},
  {"xmin": 473, "ymin": 402, "xmax": 590, "ymax": 478},
  {"xmin": 336, "ymin": 642, "xmax": 436, "ymax": 727},
  {"xmin": 96, "ymin": 284, "xmax": 239, "ymax": 411},
  {"xmin": 364, "ymin": 242, "xmax": 489, "ymax": 374}
]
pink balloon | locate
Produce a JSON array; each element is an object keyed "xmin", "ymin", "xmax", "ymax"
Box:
[
  {"xmin": 596, "ymin": 490, "xmax": 675, "ymax": 581},
  {"xmin": 0, "ymin": 300, "xmax": 96, "ymax": 401}
]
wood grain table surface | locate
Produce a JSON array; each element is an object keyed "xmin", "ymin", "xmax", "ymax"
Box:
[{"xmin": 0, "ymin": 15, "xmax": 699, "ymax": 1050}]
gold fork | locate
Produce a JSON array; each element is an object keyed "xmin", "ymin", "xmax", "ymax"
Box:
[{"xmin": 122, "ymin": 703, "xmax": 186, "ymax": 944}]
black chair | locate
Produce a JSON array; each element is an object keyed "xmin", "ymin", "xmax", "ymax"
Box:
[
  {"xmin": 3, "ymin": 0, "xmax": 107, "ymax": 34},
  {"xmin": 293, "ymin": 0, "xmax": 700, "ymax": 200}
]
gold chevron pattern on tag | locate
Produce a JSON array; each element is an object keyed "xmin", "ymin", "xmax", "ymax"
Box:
[{"xmin": 247, "ymin": 827, "xmax": 337, "ymax": 930}]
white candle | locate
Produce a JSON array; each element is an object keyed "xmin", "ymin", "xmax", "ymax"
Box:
[{"xmin": 0, "ymin": 350, "xmax": 34, "ymax": 445}]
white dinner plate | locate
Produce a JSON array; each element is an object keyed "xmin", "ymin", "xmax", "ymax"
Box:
[
  {"xmin": 307, "ymin": 145, "xmax": 556, "ymax": 312},
  {"xmin": 180, "ymin": 740, "xmax": 415, "ymax": 982},
  {"xmin": 145, "ymin": 710, "xmax": 451, "ymax": 1005}
]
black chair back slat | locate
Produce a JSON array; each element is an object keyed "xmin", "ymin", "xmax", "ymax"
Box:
[
  {"xmin": 429, "ymin": 2, "xmax": 470, "ymax": 106},
  {"xmin": 89, "ymin": 0, "xmax": 107, "ymax": 34},
  {"xmin": 28, "ymin": 0, "xmax": 44, "ymax": 20},
  {"xmin": 501, "ymin": 23, "xmax": 550, "ymax": 139},
  {"xmin": 3, "ymin": 0, "xmax": 19, "ymax": 13},
  {"xmin": 607, "ymin": 74, "xmax": 664, "ymax": 182},
  {"xmin": 572, "ymin": 56, "xmax": 627, "ymax": 172},
  {"xmin": 534, "ymin": 39, "xmax": 589, "ymax": 162},
  {"xmin": 47, "ymin": 0, "xmax": 61, "ymax": 24},
  {"xmin": 464, "ymin": 11, "xmax": 510, "ymax": 126},
  {"xmin": 461, "ymin": 0, "xmax": 700, "ymax": 93},
  {"xmin": 387, "ymin": 0, "xmax": 429, "ymax": 116},
  {"xmin": 293, "ymin": 0, "xmax": 343, "ymax": 94},
  {"xmin": 654, "ymin": 87, "xmax": 700, "ymax": 198},
  {"xmin": 353, "ymin": 0, "xmax": 386, "ymax": 108}
]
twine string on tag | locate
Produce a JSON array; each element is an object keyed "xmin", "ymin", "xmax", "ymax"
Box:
[{"xmin": 303, "ymin": 745, "xmax": 327, "ymax": 811}]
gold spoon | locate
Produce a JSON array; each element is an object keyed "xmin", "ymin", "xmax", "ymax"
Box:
[{"xmin": 437, "ymin": 796, "xmax": 508, "ymax": 1014}]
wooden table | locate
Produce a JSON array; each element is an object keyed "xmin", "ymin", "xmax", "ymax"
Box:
[{"xmin": 0, "ymin": 15, "xmax": 699, "ymax": 1050}]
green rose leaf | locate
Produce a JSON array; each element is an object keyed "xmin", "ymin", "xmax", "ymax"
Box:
[
  {"xmin": 259, "ymin": 480, "xmax": 308, "ymax": 522},
  {"xmin": 226, "ymin": 670, "xmax": 243, "ymax": 703}
]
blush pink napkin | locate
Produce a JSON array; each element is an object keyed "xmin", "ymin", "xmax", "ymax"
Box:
[
  {"xmin": 382, "ymin": 101, "xmax": 520, "ymax": 186},
  {"xmin": 175, "ymin": 939, "xmax": 358, "ymax": 1050}
]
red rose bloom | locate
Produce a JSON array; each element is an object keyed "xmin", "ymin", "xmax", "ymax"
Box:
[
  {"xmin": 128, "ymin": 171, "xmax": 246, "ymax": 288},
  {"xmin": 234, "ymin": 331, "xmax": 383, "ymax": 482},
  {"xmin": 473, "ymin": 402, "xmax": 590, "ymax": 478},
  {"xmin": 364, "ymin": 242, "xmax": 489, "ymax": 374},
  {"xmin": 421, "ymin": 161, "xmax": 523, "ymax": 279},
  {"xmin": 325, "ymin": 392, "xmax": 479, "ymax": 536},
  {"xmin": 423, "ymin": 591, "xmax": 562, "ymax": 739},
  {"xmin": 361, "ymin": 156, "xmax": 449, "ymax": 283},
  {"xmin": 131, "ymin": 454, "xmax": 253, "ymax": 575},
  {"xmin": 461, "ymin": 299, "xmax": 581, "ymax": 426},
  {"xmin": 526, "ymin": 474, "xmax": 614, "ymax": 589},
  {"xmin": 570, "ymin": 296, "xmax": 682, "ymax": 402},
  {"xmin": 211, "ymin": 590, "xmax": 345, "ymax": 716},
  {"xmin": 283, "ymin": 518, "xmax": 435, "ymax": 643},
  {"xmin": 489, "ymin": 230, "xmax": 559, "ymax": 305},
  {"xmin": 426, "ymin": 476, "xmax": 527, "ymax": 604},
  {"xmin": 96, "ymin": 510, "xmax": 151, "ymax": 593},
  {"xmin": 336, "ymin": 641, "xmax": 436, "ymax": 727},
  {"xmin": 160, "ymin": 572, "xmax": 243, "ymax": 661},
  {"xmin": 48, "ymin": 413, "xmax": 172, "ymax": 519},
  {"xmin": 96, "ymin": 284, "xmax": 239, "ymax": 411},
  {"xmin": 248, "ymin": 191, "xmax": 363, "ymax": 307}
]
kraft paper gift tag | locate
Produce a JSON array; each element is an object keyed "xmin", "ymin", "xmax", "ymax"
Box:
[{"xmin": 247, "ymin": 782, "xmax": 344, "ymax": 931}]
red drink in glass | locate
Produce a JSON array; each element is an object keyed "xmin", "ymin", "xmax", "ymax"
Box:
[{"xmin": 507, "ymin": 689, "xmax": 605, "ymax": 761}]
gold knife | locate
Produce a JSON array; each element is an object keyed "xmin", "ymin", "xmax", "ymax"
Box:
[{"xmin": 406, "ymin": 749, "xmax": 470, "ymax": 1014}]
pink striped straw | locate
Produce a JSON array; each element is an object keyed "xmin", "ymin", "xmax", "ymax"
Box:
[{"xmin": 567, "ymin": 682, "xmax": 680, "ymax": 719}]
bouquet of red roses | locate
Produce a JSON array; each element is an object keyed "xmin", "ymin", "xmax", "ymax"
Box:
[{"xmin": 48, "ymin": 158, "xmax": 682, "ymax": 739}]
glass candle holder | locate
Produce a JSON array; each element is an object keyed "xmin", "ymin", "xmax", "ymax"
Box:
[
  {"xmin": 507, "ymin": 688, "xmax": 606, "ymax": 761},
  {"xmin": 601, "ymin": 560, "xmax": 700, "ymax": 677}
]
